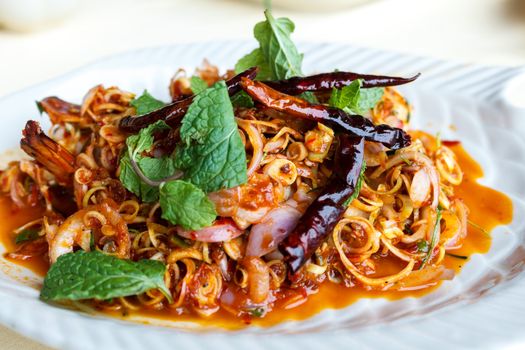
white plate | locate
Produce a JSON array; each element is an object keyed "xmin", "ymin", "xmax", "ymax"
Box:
[{"xmin": 0, "ymin": 41, "xmax": 524, "ymax": 350}]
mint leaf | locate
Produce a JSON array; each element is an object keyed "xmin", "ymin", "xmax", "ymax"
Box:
[
  {"xmin": 175, "ymin": 81, "xmax": 247, "ymax": 192},
  {"xmin": 329, "ymin": 79, "xmax": 384, "ymax": 114},
  {"xmin": 15, "ymin": 228, "xmax": 40, "ymax": 244},
  {"xmin": 236, "ymin": 10, "xmax": 303, "ymax": 81},
  {"xmin": 139, "ymin": 156, "xmax": 176, "ymax": 181},
  {"xmin": 357, "ymin": 87, "xmax": 384, "ymax": 113},
  {"xmin": 231, "ymin": 91, "xmax": 254, "ymax": 108},
  {"xmin": 159, "ymin": 180, "xmax": 216, "ymax": 230},
  {"xmin": 190, "ymin": 76, "xmax": 208, "ymax": 94},
  {"xmin": 131, "ymin": 90, "xmax": 165, "ymax": 116},
  {"xmin": 255, "ymin": 10, "xmax": 303, "ymax": 79},
  {"xmin": 234, "ymin": 48, "xmax": 273, "ymax": 80},
  {"xmin": 328, "ymin": 80, "xmax": 361, "ymax": 110},
  {"xmin": 40, "ymin": 251, "xmax": 172, "ymax": 303},
  {"xmin": 119, "ymin": 153, "xmax": 158, "ymax": 202},
  {"xmin": 119, "ymin": 120, "xmax": 175, "ymax": 202},
  {"xmin": 235, "ymin": 11, "xmax": 319, "ymax": 104},
  {"xmin": 299, "ymin": 91, "xmax": 319, "ymax": 104},
  {"xmin": 126, "ymin": 120, "xmax": 170, "ymax": 158},
  {"xmin": 343, "ymin": 160, "xmax": 366, "ymax": 207}
]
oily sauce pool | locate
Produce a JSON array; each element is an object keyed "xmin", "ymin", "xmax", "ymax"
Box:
[{"xmin": 0, "ymin": 143, "xmax": 513, "ymax": 329}]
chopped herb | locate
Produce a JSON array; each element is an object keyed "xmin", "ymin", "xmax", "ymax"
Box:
[
  {"xmin": 343, "ymin": 160, "xmax": 366, "ymax": 206},
  {"xmin": 15, "ymin": 228, "xmax": 40, "ymax": 244},
  {"xmin": 248, "ymin": 307, "xmax": 266, "ymax": 317},
  {"xmin": 416, "ymin": 240, "xmax": 430, "ymax": 253}
]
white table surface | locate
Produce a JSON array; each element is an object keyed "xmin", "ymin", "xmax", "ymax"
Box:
[{"xmin": 0, "ymin": 0, "xmax": 523, "ymax": 349}]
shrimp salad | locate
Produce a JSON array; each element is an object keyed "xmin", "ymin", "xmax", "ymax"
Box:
[{"xmin": 0, "ymin": 11, "xmax": 490, "ymax": 325}]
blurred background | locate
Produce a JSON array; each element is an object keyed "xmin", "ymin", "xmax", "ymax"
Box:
[
  {"xmin": 0, "ymin": 0, "xmax": 524, "ymax": 97},
  {"xmin": 0, "ymin": 0, "xmax": 524, "ymax": 348}
]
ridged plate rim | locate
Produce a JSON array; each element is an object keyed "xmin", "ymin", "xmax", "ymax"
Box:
[{"xmin": 0, "ymin": 40, "xmax": 524, "ymax": 350}]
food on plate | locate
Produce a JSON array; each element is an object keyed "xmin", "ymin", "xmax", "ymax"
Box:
[{"xmin": 0, "ymin": 10, "xmax": 512, "ymax": 326}]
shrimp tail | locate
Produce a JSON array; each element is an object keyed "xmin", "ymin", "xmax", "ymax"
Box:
[
  {"xmin": 37, "ymin": 97, "xmax": 81, "ymax": 124},
  {"xmin": 20, "ymin": 120, "xmax": 76, "ymax": 184}
]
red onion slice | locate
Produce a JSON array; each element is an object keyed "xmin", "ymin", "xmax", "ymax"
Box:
[
  {"xmin": 176, "ymin": 219, "xmax": 243, "ymax": 243},
  {"xmin": 246, "ymin": 204, "xmax": 302, "ymax": 257}
]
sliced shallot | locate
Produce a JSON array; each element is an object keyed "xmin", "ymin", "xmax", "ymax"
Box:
[
  {"xmin": 409, "ymin": 168, "xmax": 431, "ymax": 208},
  {"xmin": 246, "ymin": 203, "xmax": 302, "ymax": 257},
  {"xmin": 176, "ymin": 218, "xmax": 243, "ymax": 243}
]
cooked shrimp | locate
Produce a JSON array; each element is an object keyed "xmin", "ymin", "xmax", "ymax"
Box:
[
  {"xmin": 38, "ymin": 97, "xmax": 81, "ymax": 125},
  {"xmin": 241, "ymin": 257, "xmax": 270, "ymax": 304},
  {"xmin": 20, "ymin": 121, "xmax": 75, "ymax": 185},
  {"xmin": 49, "ymin": 201, "xmax": 130, "ymax": 263}
]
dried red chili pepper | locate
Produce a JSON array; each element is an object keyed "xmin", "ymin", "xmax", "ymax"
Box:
[
  {"xmin": 264, "ymin": 71, "xmax": 420, "ymax": 95},
  {"xmin": 119, "ymin": 67, "xmax": 258, "ymax": 133},
  {"xmin": 279, "ymin": 135, "xmax": 365, "ymax": 273},
  {"xmin": 240, "ymin": 78, "xmax": 410, "ymax": 150}
]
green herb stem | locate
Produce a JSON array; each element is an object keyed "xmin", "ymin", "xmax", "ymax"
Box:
[{"xmin": 419, "ymin": 209, "xmax": 442, "ymax": 270}]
